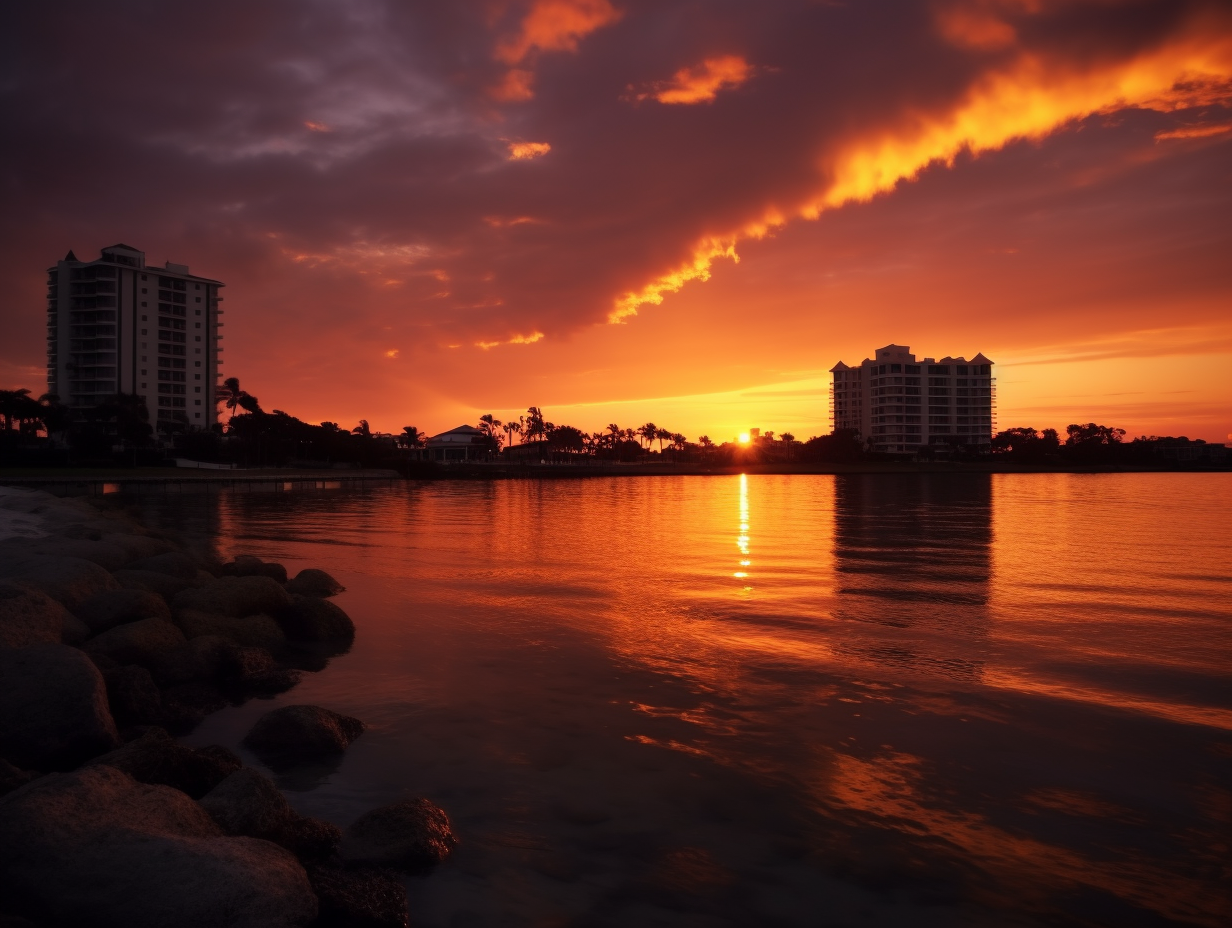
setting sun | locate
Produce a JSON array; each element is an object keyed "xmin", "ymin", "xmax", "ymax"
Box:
[{"xmin": 738, "ymin": 433, "xmax": 751, "ymax": 444}]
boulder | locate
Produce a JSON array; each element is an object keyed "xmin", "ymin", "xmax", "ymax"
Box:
[
  {"xmin": 286, "ymin": 568, "xmax": 345, "ymax": 598},
  {"xmin": 161, "ymin": 682, "xmax": 229, "ymax": 732},
  {"xmin": 0, "ymin": 581, "xmax": 73, "ymax": 648},
  {"xmin": 340, "ymin": 798, "xmax": 457, "ymax": 872},
  {"xmin": 0, "ymin": 644, "xmax": 119, "ymax": 769},
  {"xmin": 176, "ymin": 609, "xmax": 287, "ymax": 651},
  {"xmin": 0, "ymin": 914, "xmax": 40, "ymax": 928},
  {"xmin": 242, "ymin": 705, "xmax": 365, "ymax": 764},
  {"xmin": 74, "ymin": 588, "xmax": 171, "ymax": 635},
  {"xmin": 222, "ymin": 647, "xmax": 302, "ymax": 697},
  {"xmin": 307, "ymin": 864, "xmax": 409, "ymax": 928},
  {"xmin": 61, "ymin": 614, "xmax": 90, "ymax": 645},
  {"xmin": 112, "ymin": 568, "xmax": 196, "ymax": 600},
  {"xmin": 175, "ymin": 576, "xmax": 291, "ymax": 619},
  {"xmin": 149, "ymin": 635, "xmax": 239, "ymax": 686},
  {"xmin": 83, "ymin": 617, "xmax": 187, "ymax": 668},
  {"xmin": 102, "ymin": 665, "xmax": 164, "ymax": 727},
  {"xmin": 0, "ymin": 758, "xmax": 34, "ymax": 798},
  {"xmin": 88, "ymin": 727, "xmax": 241, "ymax": 799},
  {"xmin": 125, "ymin": 550, "xmax": 199, "ymax": 579},
  {"xmin": 222, "ymin": 555, "xmax": 289, "ymax": 584},
  {"xmin": 0, "ymin": 556, "xmax": 118, "ymax": 610},
  {"xmin": 278, "ymin": 595, "xmax": 355, "ymax": 643},
  {"xmin": 279, "ymin": 815, "xmax": 343, "ymax": 860},
  {"xmin": 200, "ymin": 767, "xmax": 294, "ymax": 839},
  {"xmin": 0, "ymin": 765, "xmax": 318, "ymax": 927},
  {"xmin": 200, "ymin": 768, "xmax": 341, "ymax": 860}
]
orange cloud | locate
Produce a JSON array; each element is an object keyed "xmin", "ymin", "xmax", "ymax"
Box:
[
  {"xmin": 507, "ymin": 140, "xmax": 552, "ymax": 160},
  {"xmin": 490, "ymin": 68, "xmax": 535, "ymax": 102},
  {"xmin": 476, "ymin": 331, "xmax": 545, "ymax": 349},
  {"xmin": 1154, "ymin": 121, "xmax": 1232, "ymax": 140},
  {"xmin": 612, "ymin": 10, "xmax": 1232, "ymax": 323},
  {"xmin": 303, "ymin": 120, "xmax": 331, "ymax": 132},
  {"xmin": 634, "ymin": 55, "xmax": 753, "ymax": 105},
  {"xmin": 491, "ymin": 0, "xmax": 622, "ymax": 100},
  {"xmin": 496, "ymin": 0, "xmax": 622, "ymax": 64}
]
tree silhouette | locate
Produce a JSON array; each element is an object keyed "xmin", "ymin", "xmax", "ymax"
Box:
[
  {"xmin": 352, "ymin": 419, "xmax": 371, "ymax": 438},
  {"xmin": 478, "ymin": 414, "xmax": 503, "ymax": 458},
  {"xmin": 400, "ymin": 426, "xmax": 424, "ymax": 449},
  {"xmin": 0, "ymin": 388, "xmax": 40, "ymax": 433},
  {"xmin": 638, "ymin": 422, "xmax": 658, "ymax": 450},
  {"xmin": 503, "ymin": 419, "xmax": 522, "ymax": 450},
  {"xmin": 524, "ymin": 407, "xmax": 546, "ymax": 444}
]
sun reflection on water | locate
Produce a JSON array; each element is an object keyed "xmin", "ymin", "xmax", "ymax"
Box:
[{"xmin": 734, "ymin": 473, "xmax": 751, "ymax": 585}]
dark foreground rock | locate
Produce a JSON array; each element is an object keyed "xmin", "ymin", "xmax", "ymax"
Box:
[
  {"xmin": 0, "ymin": 758, "xmax": 34, "ymax": 797},
  {"xmin": 242, "ymin": 705, "xmax": 366, "ymax": 764},
  {"xmin": 88, "ymin": 727, "xmax": 241, "ymax": 799},
  {"xmin": 175, "ymin": 575, "xmax": 291, "ymax": 618},
  {"xmin": 222, "ymin": 555, "xmax": 289, "ymax": 584},
  {"xmin": 112, "ymin": 567, "xmax": 197, "ymax": 600},
  {"xmin": 286, "ymin": 568, "xmax": 345, "ymax": 598},
  {"xmin": 0, "ymin": 580, "xmax": 73, "ymax": 648},
  {"xmin": 0, "ymin": 556, "xmax": 119, "ymax": 610},
  {"xmin": 74, "ymin": 588, "xmax": 171, "ymax": 635},
  {"xmin": 102, "ymin": 664, "xmax": 165, "ymax": 727},
  {"xmin": 308, "ymin": 864, "xmax": 409, "ymax": 928},
  {"xmin": 83, "ymin": 616, "xmax": 187, "ymax": 668},
  {"xmin": 126, "ymin": 550, "xmax": 200, "ymax": 579},
  {"xmin": 341, "ymin": 798, "xmax": 457, "ymax": 872},
  {"xmin": 200, "ymin": 767, "xmax": 341, "ymax": 859},
  {"xmin": 0, "ymin": 765, "xmax": 318, "ymax": 928},
  {"xmin": 0, "ymin": 643, "xmax": 119, "ymax": 769},
  {"xmin": 176, "ymin": 608, "xmax": 288, "ymax": 651},
  {"xmin": 279, "ymin": 594, "xmax": 356, "ymax": 643}
]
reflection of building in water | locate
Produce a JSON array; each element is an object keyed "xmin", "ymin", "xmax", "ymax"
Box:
[
  {"xmin": 830, "ymin": 343, "xmax": 995, "ymax": 454},
  {"xmin": 832, "ymin": 475, "xmax": 992, "ymax": 682}
]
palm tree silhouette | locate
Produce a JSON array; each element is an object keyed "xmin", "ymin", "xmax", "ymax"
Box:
[
  {"xmin": 503, "ymin": 419, "xmax": 522, "ymax": 451},
  {"xmin": 352, "ymin": 419, "xmax": 371, "ymax": 438},
  {"xmin": 638, "ymin": 422, "xmax": 658, "ymax": 450},
  {"xmin": 0, "ymin": 389, "xmax": 37, "ymax": 433},
  {"xmin": 219, "ymin": 377, "xmax": 261, "ymax": 421},
  {"xmin": 655, "ymin": 426, "xmax": 671, "ymax": 453},
  {"xmin": 400, "ymin": 426, "xmax": 424, "ymax": 449}
]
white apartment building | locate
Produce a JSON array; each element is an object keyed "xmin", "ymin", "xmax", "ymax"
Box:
[
  {"xmin": 46, "ymin": 244, "xmax": 224, "ymax": 431},
  {"xmin": 830, "ymin": 344, "xmax": 995, "ymax": 454}
]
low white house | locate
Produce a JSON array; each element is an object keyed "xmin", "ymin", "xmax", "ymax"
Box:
[{"xmin": 423, "ymin": 424, "xmax": 488, "ymax": 462}]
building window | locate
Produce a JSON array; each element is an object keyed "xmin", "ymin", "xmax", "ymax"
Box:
[
  {"xmin": 195, "ymin": 322, "xmax": 201, "ymax": 328},
  {"xmin": 140, "ymin": 301, "xmax": 147, "ymax": 307},
  {"xmin": 141, "ymin": 288, "xmax": 147, "ymax": 294},
  {"xmin": 194, "ymin": 361, "xmax": 201, "ymax": 367},
  {"xmin": 195, "ymin": 297, "xmax": 201, "ymax": 302}
]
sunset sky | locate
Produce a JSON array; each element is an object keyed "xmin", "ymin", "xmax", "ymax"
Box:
[{"xmin": 2, "ymin": 0, "xmax": 1229, "ymax": 442}]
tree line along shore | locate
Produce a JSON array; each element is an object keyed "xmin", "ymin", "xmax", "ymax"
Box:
[
  {"xmin": 0, "ymin": 484, "xmax": 446, "ymax": 928},
  {"xmin": 2, "ymin": 381, "xmax": 1226, "ymax": 471}
]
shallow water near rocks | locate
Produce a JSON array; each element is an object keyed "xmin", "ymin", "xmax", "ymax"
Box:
[{"xmin": 130, "ymin": 473, "xmax": 1232, "ymax": 927}]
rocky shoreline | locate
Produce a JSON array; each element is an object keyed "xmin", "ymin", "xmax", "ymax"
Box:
[{"xmin": 0, "ymin": 485, "xmax": 454, "ymax": 928}]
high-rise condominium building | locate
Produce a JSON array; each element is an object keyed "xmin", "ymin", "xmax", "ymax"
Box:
[
  {"xmin": 46, "ymin": 243, "xmax": 224, "ymax": 431},
  {"xmin": 830, "ymin": 344, "xmax": 995, "ymax": 453}
]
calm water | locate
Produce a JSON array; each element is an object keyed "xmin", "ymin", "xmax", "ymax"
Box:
[{"xmin": 132, "ymin": 473, "xmax": 1232, "ymax": 928}]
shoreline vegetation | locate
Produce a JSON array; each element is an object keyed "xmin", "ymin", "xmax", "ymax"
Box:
[
  {"xmin": 2, "ymin": 387, "xmax": 1228, "ymax": 475},
  {"xmin": 0, "ymin": 484, "xmax": 451, "ymax": 928}
]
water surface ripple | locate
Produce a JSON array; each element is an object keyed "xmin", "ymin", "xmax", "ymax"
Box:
[{"xmin": 135, "ymin": 473, "xmax": 1232, "ymax": 927}]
